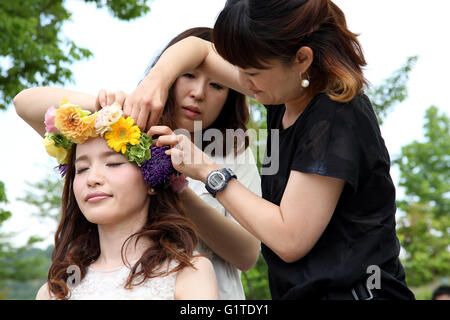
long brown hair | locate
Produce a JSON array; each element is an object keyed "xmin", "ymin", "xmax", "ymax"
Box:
[
  {"xmin": 213, "ymin": 0, "xmax": 368, "ymax": 103},
  {"xmin": 47, "ymin": 146, "xmax": 198, "ymax": 299},
  {"xmin": 146, "ymin": 27, "xmax": 250, "ymax": 156}
]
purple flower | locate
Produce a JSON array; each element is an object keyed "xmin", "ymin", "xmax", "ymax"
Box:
[
  {"xmin": 141, "ymin": 146, "xmax": 175, "ymax": 188},
  {"xmin": 57, "ymin": 164, "xmax": 67, "ymax": 178}
]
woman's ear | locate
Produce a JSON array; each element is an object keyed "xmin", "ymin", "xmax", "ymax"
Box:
[
  {"xmin": 148, "ymin": 187, "xmax": 157, "ymax": 196},
  {"xmin": 295, "ymin": 46, "xmax": 314, "ymax": 73}
]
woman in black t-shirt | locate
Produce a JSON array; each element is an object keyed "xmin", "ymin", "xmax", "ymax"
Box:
[{"xmin": 124, "ymin": 0, "xmax": 415, "ymax": 300}]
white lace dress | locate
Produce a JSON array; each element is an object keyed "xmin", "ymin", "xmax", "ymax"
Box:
[{"xmin": 68, "ymin": 260, "xmax": 178, "ymax": 300}]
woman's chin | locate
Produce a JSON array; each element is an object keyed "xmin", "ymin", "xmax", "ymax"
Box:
[{"xmin": 83, "ymin": 211, "xmax": 123, "ymax": 225}]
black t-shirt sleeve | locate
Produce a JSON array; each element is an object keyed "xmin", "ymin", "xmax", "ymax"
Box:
[{"xmin": 291, "ymin": 97, "xmax": 360, "ymax": 191}]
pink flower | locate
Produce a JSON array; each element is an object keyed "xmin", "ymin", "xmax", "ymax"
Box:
[
  {"xmin": 44, "ymin": 106, "xmax": 58, "ymax": 133},
  {"xmin": 170, "ymin": 173, "xmax": 189, "ymax": 194},
  {"xmin": 95, "ymin": 102, "xmax": 123, "ymax": 136}
]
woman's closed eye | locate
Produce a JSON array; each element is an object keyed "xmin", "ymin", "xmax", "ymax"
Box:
[
  {"xmin": 107, "ymin": 162, "xmax": 124, "ymax": 168},
  {"xmin": 76, "ymin": 167, "xmax": 88, "ymax": 174},
  {"xmin": 210, "ymin": 82, "xmax": 224, "ymax": 90},
  {"xmin": 183, "ymin": 73, "xmax": 195, "ymax": 79},
  {"xmin": 75, "ymin": 163, "xmax": 124, "ymax": 174}
]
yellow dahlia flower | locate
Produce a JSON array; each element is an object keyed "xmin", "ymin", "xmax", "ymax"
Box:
[
  {"xmin": 105, "ymin": 117, "xmax": 141, "ymax": 154},
  {"xmin": 54, "ymin": 106, "xmax": 97, "ymax": 144}
]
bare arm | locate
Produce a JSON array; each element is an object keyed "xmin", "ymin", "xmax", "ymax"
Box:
[
  {"xmin": 155, "ymin": 129, "xmax": 346, "ymax": 263},
  {"xmin": 174, "ymin": 256, "xmax": 219, "ymax": 300},
  {"xmin": 178, "ymin": 188, "xmax": 260, "ymax": 271},
  {"xmin": 13, "ymin": 87, "xmax": 98, "ymax": 137},
  {"xmin": 214, "ymin": 170, "xmax": 345, "ymax": 263},
  {"xmin": 125, "ymin": 36, "xmax": 254, "ymax": 131},
  {"xmin": 36, "ymin": 282, "xmax": 51, "ymax": 300}
]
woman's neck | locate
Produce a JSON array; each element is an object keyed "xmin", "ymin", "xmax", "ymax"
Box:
[
  {"xmin": 91, "ymin": 212, "xmax": 152, "ymax": 270},
  {"xmin": 283, "ymin": 92, "xmax": 315, "ymax": 129}
]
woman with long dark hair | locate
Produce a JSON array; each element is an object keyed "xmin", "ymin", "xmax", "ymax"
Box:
[
  {"xmin": 124, "ymin": 0, "xmax": 415, "ymax": 300},
  {"xmin": 42, "ymin": 137, "xmax": 217, "ymax": 300},
  {"xmin": 14, "ymin": 27, "xmax": 261, "ymax": 300},
  {"xmin": 15, "ymin": 97, "xmax": 218, "ymax": 299}
]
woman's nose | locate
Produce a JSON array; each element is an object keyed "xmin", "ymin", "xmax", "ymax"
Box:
[
  {"xmin": 190, "ymin": 81, "xmax": 206, "ymax": 101},
  {"xmin": 86, "ymin": 165, "xmax": 105, "ymax": 187}
]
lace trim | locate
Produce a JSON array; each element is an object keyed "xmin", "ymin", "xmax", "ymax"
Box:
[{"xmin": 68, "ymin": 260, "xmax": 178, "ymax": 300}]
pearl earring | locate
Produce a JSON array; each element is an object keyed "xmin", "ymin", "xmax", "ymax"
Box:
[{"xmin": 301, "ymin": 73, "xmax": 310, "ymax": 88}]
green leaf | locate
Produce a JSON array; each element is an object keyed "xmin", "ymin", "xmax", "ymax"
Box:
[{"xmin": 394, "ymin": 106, "xmax": 450, "ymax": 286}]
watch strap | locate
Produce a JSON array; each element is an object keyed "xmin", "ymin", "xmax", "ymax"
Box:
[{"xmin": 205, "ymin": 168, "xmax": 237, "ymax": 197}]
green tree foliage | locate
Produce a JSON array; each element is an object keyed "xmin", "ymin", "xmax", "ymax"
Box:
[
  {"xmin": 366, "ymin": 56, "xmax": 418, "ymax": 125},
  {"xmin": 2, "ymin": 245, "xmax": 53, "ymax": 299},
  {"xmin": 242, "ymin": 254, "xmax": 271, "ymax": 300},
  {"xmin": 0, "ymin": 0, "xmax": 151, "ymax": 110},
  {"xmin": 0, "ymin": 181, "xmax": 48, "ymax": 299},
  {"xmin": 394, "ymin": 106, "xmax": 450, "ymax": 286},
  {"xmin": 85, "ymin": 0, "xmax": 151, "ymax": 20},
  {"xmin": 1, "ymin": 171, "xmax": 61, "ymax": 299},
  {"xmin": 17, "ymin": 173, "xmax": 64, "ymax": 226}
]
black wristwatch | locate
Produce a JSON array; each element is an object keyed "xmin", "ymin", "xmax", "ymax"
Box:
[{"xmin": 205, "ymin": 168, "xmax": 237, "ymax": 197}]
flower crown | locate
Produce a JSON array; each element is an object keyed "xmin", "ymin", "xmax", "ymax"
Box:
[{"xmin": 43, "ymin": 99, "xmax": 188, "ymax": 192}]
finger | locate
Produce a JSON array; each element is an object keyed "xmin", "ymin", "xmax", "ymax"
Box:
[
  {"xmin": 167, "ymin": 148, "xmax": 184, "ymax": 167},
  {"xmin": 137, "ymin": 104, "xmax": 150, "ymax": 132},
  {"xmin": 123, "ymin": 96, "xmax": 132, "ymax": 117},
  {"xmin": 98, "ymin": 89, "xmax": 107, "ymax": 107},
  {"xmin": 148, "ymin": 126, "xmax": 174, "ymax": 137},
  {"xmin": 148, "ymin": 104, "xmax": 163, "ymax": 129},
  {"xmin": 94, "ymin": 95, "xmax": 101, "ymax": 111},
  {"xmin": 106, "ymin": 92, "xmax": 115, "ymax": 106},
  {"xmin": 145, "ymin": 115, "xmax": 154, "ymax": 134},
  {"xmin": 116, "ymin": 91, "xmax": 127, "ymax": 108},
  {"xmin": 156, "ymin": 134, "xmax": 180, "ymax": 147},
  {"xmin": 129, "ymin": 102, "xmax": 140, "ymax": 124}
]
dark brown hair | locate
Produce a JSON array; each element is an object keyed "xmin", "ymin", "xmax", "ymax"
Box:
[
  {"xmin": 146, "ymin": 27, "xmax": 250, "ymax": 156},
  {"xmin": 47, "ymin": 146, "xmax": 198, "ymax": 299},
  {"xmin": 213, "ymin": 0, "xmax": 368, "ymax": 103}
]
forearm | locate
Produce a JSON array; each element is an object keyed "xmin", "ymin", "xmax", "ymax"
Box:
[
  {"xmin": 195, "ymin": 163, "xmax": 291, "ymax": 260},
  {"xmin": 213, "ymin": 179, "xmax": 296, "ymax": 262},
  {"xmin": 13, "ymin": 87, "xmax": 97, "ymax": 137},
  {"xmin": 179, "ymin": 188, "xmax": 259, "ymax": 271},
  {"xmin": 146, "ymin": 36, "xmax": 211, "ymax": 89},
  {"xmin": 147, "ymin": 36, "xmax": 246, "ymax": 96}
]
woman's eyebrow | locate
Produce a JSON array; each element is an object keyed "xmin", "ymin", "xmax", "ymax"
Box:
[{"xmin": 75, "ymin": 151, "xmax": 120, "ymax": 164}]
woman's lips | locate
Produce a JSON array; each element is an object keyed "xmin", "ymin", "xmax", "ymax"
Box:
[
  {"xmin": 182, "ymin": 106, "xmax": 201, "ymax": 118},
  {"xmin": 85, "ymin": 192, "xmax": 112, "ymax": 203},
  {"xmin": 86, "ymin": 195, "xmax": 111, "ymax": 203}
]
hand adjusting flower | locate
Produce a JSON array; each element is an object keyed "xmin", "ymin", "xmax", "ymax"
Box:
[{"xmin": 43, "ymin": 99, "xmax": 188, "ymax": 192}]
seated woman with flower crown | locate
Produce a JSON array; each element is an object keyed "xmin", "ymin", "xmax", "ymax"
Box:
[{"xmin": 34, "ymin": 101, "xmax": 218, "ymax": 300}]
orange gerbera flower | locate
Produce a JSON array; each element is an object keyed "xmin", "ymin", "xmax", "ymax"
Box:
[{"xmin": 54, "ymin": 106, "xmax": 97, "ymax": 144}]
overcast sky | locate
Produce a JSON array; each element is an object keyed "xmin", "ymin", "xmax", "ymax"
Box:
[{"xmin": 1, "ymin": 0, "xmax": 449, "ymax": 247}]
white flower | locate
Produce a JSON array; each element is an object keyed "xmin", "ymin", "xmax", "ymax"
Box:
[{"xmin": 95, "ymin": 102, "xmax": 123, "ymax": 136}]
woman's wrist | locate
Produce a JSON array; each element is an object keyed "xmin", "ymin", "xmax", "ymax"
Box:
[
  {"xmin": 145, "ymin": 67, "xmax": 173, "ymax": 92},
  {"xmin": 200, "ymin": 163, "xmax": 222, "ymax": 184}
]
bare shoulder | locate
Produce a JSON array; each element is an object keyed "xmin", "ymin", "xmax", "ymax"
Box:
[
  {"xmin": 174, "ymin": 256, "xmax": 218, "ymax": 300},
  {"xmin": 36, "ymin": 282, "xmax": 52, "ymax": 300}
]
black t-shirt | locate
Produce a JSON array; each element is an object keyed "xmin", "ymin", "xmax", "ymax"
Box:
[{"xmin": 261, "ymin": 93, "xmax": 415, "ymax": 300}]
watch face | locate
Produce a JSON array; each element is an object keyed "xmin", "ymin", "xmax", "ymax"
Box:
[{"xmin": 209, "ymin": 172, "xmax": 226, "ymax": 190}]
